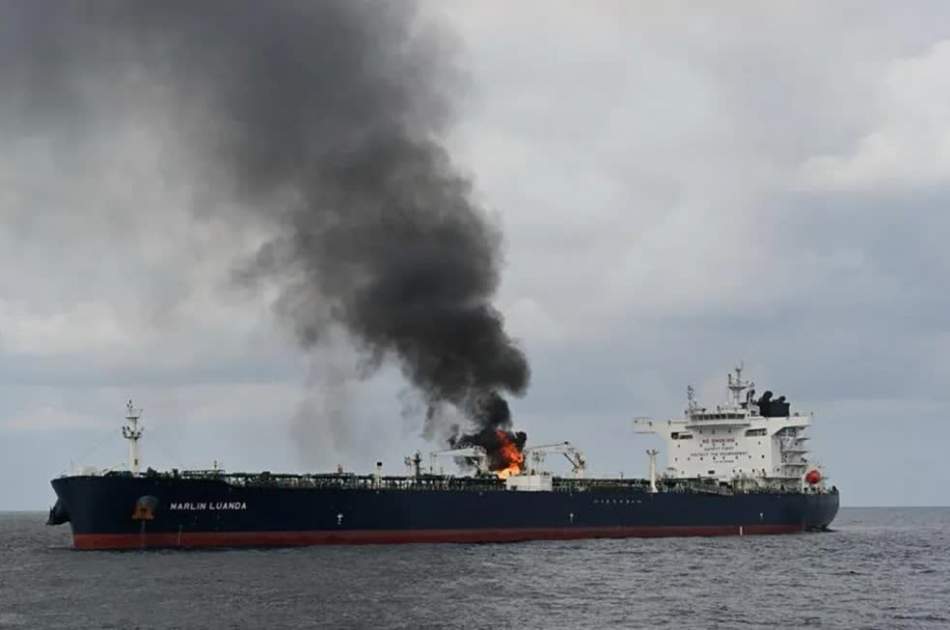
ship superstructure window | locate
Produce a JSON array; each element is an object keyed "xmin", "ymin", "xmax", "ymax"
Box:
[
  {"xmin": 698, "ymin": 413, "xmax": 744, "ymax": 420},
  {"xmin": 745, "ymin": 428, "xmax": 767, "ymax": 437}
]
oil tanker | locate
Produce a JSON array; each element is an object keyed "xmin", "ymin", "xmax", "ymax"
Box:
[{"xmin": 47, "ymin": 367, "xmax": 839, "ymax": 549}]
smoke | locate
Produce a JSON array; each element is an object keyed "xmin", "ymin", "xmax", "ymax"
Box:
[{"xmin": 0, "ymin": 1, "xmax": 530, "ymax": 457}]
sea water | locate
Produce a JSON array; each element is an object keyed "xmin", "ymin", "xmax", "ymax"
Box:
[{"xmin": 1, "ymin": 508, "xmax": 947, "ymax": 629}]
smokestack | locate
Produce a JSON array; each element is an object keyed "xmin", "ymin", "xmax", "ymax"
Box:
[{"xmin": 1, "ymin": 1, "xmax": 530, "ymax": 454}]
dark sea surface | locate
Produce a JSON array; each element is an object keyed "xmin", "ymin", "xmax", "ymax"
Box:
[{"xmin": 1, "ymin": 507, "xmax": 948, "ymax": 630}]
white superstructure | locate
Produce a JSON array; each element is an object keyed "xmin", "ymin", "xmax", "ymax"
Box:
[{"xmin": 635, "ymin": 366, "xmax": 822, "ymax": 490}]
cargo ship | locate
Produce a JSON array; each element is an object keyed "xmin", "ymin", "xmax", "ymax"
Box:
[{"xmin": 47, "ymin": 367, "xmax": 839, "ymax": 549}]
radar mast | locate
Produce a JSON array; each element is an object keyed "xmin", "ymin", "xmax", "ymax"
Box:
[{"xmin": 727, "ymin": 364, "xmax": 753, "ymax": 407}]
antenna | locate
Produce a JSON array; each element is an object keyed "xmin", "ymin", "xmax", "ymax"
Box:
[{"xmin": 121, "ymin": 400, "xmax": 144, "ymax": 474}]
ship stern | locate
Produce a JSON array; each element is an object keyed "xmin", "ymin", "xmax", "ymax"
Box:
[{"xmin": 805, "ymin": 489, "xmax": 840, "ymax": 531}]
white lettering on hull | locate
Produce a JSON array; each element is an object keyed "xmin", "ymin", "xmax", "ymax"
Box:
[{"xmin": 169, "ymin": 501, "xmax": 247, "ymax": 511}]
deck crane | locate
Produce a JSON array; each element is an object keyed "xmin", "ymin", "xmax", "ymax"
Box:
[
  {"xmin": 426, "ymin": 446, "xmax": 487, "ymax": 475},
  {"xmin": 523, "ymin": 441, "xmax": 586, "ymax": 478}
]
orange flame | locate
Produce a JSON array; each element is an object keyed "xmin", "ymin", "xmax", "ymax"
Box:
[{"xmin": 494, "ymin": 430, "xmax": 524, "ymax": 479}]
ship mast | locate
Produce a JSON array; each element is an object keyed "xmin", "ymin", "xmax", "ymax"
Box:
[{"xmin": 121, "ymin": 400, "xmax": 144, "ymax": 474}]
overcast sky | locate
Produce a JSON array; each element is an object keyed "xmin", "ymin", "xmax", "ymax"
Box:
[{"xmin": 3, "ymin": 1, "xmax": 950, "ymax": 509}]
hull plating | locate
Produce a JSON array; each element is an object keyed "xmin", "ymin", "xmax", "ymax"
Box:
[{"xmin": 52, "ymin": 475, "xmax": 839, "ymax": 550}]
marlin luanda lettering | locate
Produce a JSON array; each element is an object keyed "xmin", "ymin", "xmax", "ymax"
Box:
[{"xmin": 169, "ymin": 501, "xmax": 247, "ymax": 511}]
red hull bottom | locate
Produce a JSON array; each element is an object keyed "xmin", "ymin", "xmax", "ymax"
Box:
[{"xmin": 73, "ymin": 524, "xmax": 804, "ymax": 550}]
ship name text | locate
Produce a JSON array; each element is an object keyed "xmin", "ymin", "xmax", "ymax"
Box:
[{"xmin": 169, "ymin": 501, "xmax": 247, "ymax": 511}]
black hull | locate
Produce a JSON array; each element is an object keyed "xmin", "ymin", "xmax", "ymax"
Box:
[{"xmin": 50, "ymin": 475, "xmax": 839, "ymax": 549}]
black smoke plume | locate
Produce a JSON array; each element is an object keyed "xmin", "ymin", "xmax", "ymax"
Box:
[{"xmin": 1, "ymin": 1, "xmax": 530, "ymax": 460}]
